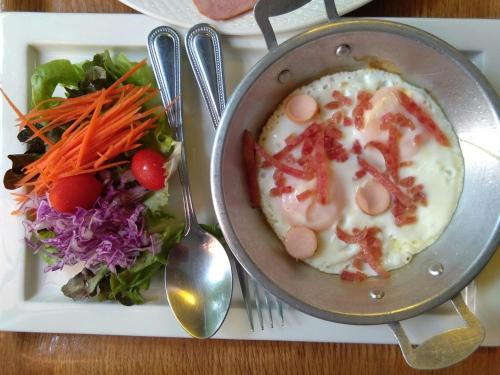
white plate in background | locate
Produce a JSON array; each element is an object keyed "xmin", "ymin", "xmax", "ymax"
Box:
[
  {"xmin": 0, "ymin": 13, "xmax": 499, "ymax": 345},
  {"xmin": 118, "ymin": 0, "xmax": 372, "ymax": 35}
]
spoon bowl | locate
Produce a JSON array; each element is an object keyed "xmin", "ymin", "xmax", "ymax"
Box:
[{"xmin": 165, "ymin": 227, "xmax": 233, "ymax": 338}]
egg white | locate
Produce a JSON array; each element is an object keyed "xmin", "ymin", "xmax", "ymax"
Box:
[{"xmin": 258, "ymin": 69, "xmax": 464, "ymax": 276}]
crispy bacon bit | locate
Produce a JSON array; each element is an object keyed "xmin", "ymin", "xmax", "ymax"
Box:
[
  {"xmin": 387, "ymin": 126, "xmax": 401, "ymax": 180},
  {"xmin": 325, "ymin": 101, "xmax": 341, "ymax": 110},
  {"xmin": 269, "ymin": 123, "xmax": 320, "ymax": 163},
  {"xmin": 284, "ymin": 154, "xmax": 300, "ymax": 166},
  {"xmin": 399, "ymin": 161, "xmax": 413, "ymax": 168},
  {"xmin": 324, "ymin": 124, "xmax": 349, "ymax": 162},
  {"xmin": 399, "ymin": 176, "xmax": 415, "ymax": 188},
  {"xmin": 353, "ymin": 91, "xmax": 373, "ymax": 130},
  {"xmin": 391, "ymin": 198, "xmax": 418, "ymax": 226},
  {"xmin": 381, "ymin": 112, "xmax": 416, "ymax": 130},
  {"xmin": 325, "ymin": 124, "xmax": 343, "ymax": 140},
  {"xmin": 410, "ymin": 184, "xmax": 428, "ymax": 206},
  {"xmin": 357, "ymin": 157, "xmax": 412, "ymax": 207},
  {"xmin": 343, "ymin": 116, "xmax": 353, "ymax": 127},
  {"xmin": 326, "ymin": 111, "xmax": 345, "ymax": 128},
  {"xmin": 414, "ymin": 133, "xmax": 426, "ymax": 146},
  {"xmin": 332, "ymin": 90, "xmax": 353, "ymax": 106},
  {"xmin": 340, "ymin": 270, "xmax": 367, "ymax": 282},
  {"xmin": 285, "ymin": 133, "xmax": 298, "ymax": 145},
  {"xmin": 336, "ymin": 226, "xmax": 389, "ymax": 278},
  {"xmin": 315, "ymin": 129, "xmax": 330, "ymax": 204},
  {"xmin": 256, "ymin": 143, "xmax": 313, "ymax": 180},
  {"xmin": 242, "ymin": 130, "xmax": 261, "ymax": 208},
  {"xmin": 352, "ymin": 255, "xmax": 364, "ymax": 270},
  {"xmin": 351, "ymin": 140, "xmax": 362, "ymax": 155},
  {"xmin": 401, "ymin": 199, "xmax": 419, "ymax": 223},
  {"xmin": 270, "ymin": 170, "xmax": 293, "ymax": 196},
  {"xmin": 270, "ymin": 186, "xmax": 291, "ymax": 196},
  {"xmin": 325, "ymin": 142, "xmax": 349, "ymax": 162},
  {"xmin": 364, "ymin": 140, "xmax": 398, "ymax": 181},
  {"xmin": 328, "ymin": 111, "xmax": 344, "ymax": 126},
  {"xmin": 354, "ymin": 169, "xmax": 367, "ymax": 180},
  {"xmin": 397, "ymin": 90, "xmax": 450, "ymax": 147},
  {"xmin": 296, "ymin": 189, "xmax": 314, "ymax": 201},
  {"xmin": 301, "ymin": 136, "xmax": 315, "ymax": 156},
  {"xmin": 336, "ymin": 226, "xmax": 368, "ymax": 244}
]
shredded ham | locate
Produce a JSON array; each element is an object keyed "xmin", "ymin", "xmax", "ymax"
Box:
[
  {"xmin": 336, "ymin": 226, "xmax": 389, "ymax": 278},
  {"xmin": 357, "ymin": 157, "xmax": 412, "ymax": 207},
  {"xmin": 314, "ymin": 129, "xmax": 329, "ymax": 204},
  {"xmin": 296, "ymin": 189, "xmax": 314, "ymax": 202},
  {"xmin": 256, "ymin": 143, "xmax": 314, "ymax": 180},
  {"xmin": 353, "ymin": 91, "xmax": 373, "ymax": 129},
  {"xmin": 397, "ymin": 90, "xmax": 450, "ymax": 147},
  {"xmin": 242, "ymin": 130, "xmax": 261, "ymax": 208},
  {"xmin": 340, "ymin": 270, "xmax": 367, "ymax": 281}
]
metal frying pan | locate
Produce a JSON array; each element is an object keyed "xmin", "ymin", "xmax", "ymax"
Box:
[{"xmin": 208, "ymin": 0, "xmax": 499, "ymax": 368}]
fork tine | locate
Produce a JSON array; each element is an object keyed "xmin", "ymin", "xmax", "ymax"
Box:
[
  {"xmin": 251, "ymin": 278, "xmax": 264, "ymax": 330},
  {"xmin": 263, "ymin": 290, "xmax": 274, "ymax": 328},
  {"xmin": 235, "ymin": 263, "xmax": 254, "ymax": 331},
  {"xmin": 277, "ymin": 298, "xmax": 284, "ymax": 326}
]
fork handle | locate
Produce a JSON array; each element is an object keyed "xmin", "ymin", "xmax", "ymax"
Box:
[
  {"xmin": 148, "ymin": 26, "xmax": 198, "ymax": 232},
  {"xmin": 185, "ymin": 23, "xmax": 256, "ymax": 330},
  {"xmin": 185, "ymin": 23, "xmax": 226, "ymax": 128}
]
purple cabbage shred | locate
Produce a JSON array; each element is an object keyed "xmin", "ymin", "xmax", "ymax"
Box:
[{"xmin": 23, "ymin": 171, "xmax": 160, "ymax": 273}]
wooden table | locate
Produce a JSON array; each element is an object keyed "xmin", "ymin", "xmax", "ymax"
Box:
[{"xmin": 1, "ymin": 1, "xmax": 499, "ymax": 374}]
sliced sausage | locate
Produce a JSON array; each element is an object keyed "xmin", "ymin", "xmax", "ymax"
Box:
[
  {"xmin": 355, "ymin": 180, "xmax": 391, "ymax": 216},
  {"xmin": 284, "ymin": 226, "xmax": 318, "ymax": 259},
  {"xmin": 193, "ymin": 0, "xmax": 256, "ymax": 21},
  {"xmin": 285, "ymin": 94, "xmax": 318, "ymax": 124}
]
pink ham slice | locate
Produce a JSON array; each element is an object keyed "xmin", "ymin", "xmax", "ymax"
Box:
[
  {"xmin": 355, "ymin": 180, "xmax": 391, "ymax": 216},
  {"xmin": 285, "ymin": 94, "xmax": 318, "ymax": 124},
  {"xmin": 284, "ymin": 226, "xmax": 318, "ymax": 260},
  {"xmin": 193, "ymin": 0, "xmax": 257, "ymax": 20}
]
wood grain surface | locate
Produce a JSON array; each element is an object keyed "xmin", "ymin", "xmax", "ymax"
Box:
[{"xmin": 1, "ymin": 1, "xmax": 499, "ymax": 374}]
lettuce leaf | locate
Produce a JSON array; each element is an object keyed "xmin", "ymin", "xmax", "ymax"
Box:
[
  {"xmin": 31, "ymin": 60, "xmax": 84, "ymax": 107},
  {"xmin": 102, "ymin": 51, "xmax": 156, "ymax": 88},
  {"xmin": 61, "ymin": 219, "xmax": 184, "ymax": 305}
]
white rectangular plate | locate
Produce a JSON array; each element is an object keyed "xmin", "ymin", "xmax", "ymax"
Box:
[{"xmin": 0, "ymin": 13, "xmax": 499, "ymax": 345}]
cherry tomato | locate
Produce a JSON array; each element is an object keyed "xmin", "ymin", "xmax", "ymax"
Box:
[
  {"xmin": 49, "ymin": 174, "xmax": 103, "ymax": 213},
  {"xmin": 131, "ymin": 149, "xmax": 167, "ymax": 191}
]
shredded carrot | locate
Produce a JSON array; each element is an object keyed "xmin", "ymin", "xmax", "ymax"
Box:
[
  {"xmin": 77, "ymin": 90, "xmax": 106, "ymax": 167},
  {"xmin": 107, "ymin": 59, "xmax": 147, "ymax": 92},
  {"xmin": 2, "ymin": 60, "xmax": 163, "ymax": 197},
  {"xmin": 0, "ymin": 88, "xmax": 53, "ymax": 145}
]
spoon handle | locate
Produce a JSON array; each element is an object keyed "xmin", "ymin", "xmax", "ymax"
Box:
[
  {"xmin": 148, "ymin": 26, "xmax": 198, "ymax": 231},
  {"xmin": 185, "ymin": 23, "xmax": 226, "ymax": 127}
]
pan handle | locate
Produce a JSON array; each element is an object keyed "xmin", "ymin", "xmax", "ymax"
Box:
[
  {"xmin": 389, "ymin": 294, "xmax": 484, "ymax": 370},
  {"xmin": 254, "ymin": 0, "xmax": 340, "ymax": 50}
]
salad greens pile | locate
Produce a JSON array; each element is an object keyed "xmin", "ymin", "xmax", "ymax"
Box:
[{"xmin": 4, "ymin": 50, "xmax": 201, "ymax": 306}]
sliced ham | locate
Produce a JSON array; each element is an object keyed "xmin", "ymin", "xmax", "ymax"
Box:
[
  {"xmin": 285, "ymin": 94, "xmax": 318, "ymax": 124},
  {"xmin": 193, "ymin": 0, "xmax": 257, "ymax": 21},
  {"xmin": 284, "ymin": 226, "xmax": 318, "ymax": 260}
]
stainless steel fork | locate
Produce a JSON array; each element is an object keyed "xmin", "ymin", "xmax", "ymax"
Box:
[
  {"xmin": 245, "ymin": 275, "xmax": 284, "ymax": 330},
  {"xmin": 185, "ymin": 23, "xmax": 285, "ymax": 330}
]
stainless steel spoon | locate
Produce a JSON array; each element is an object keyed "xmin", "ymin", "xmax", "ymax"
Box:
[{"xmin": 147, "ymin": 26, "xmax": 233, "ymax": 339}]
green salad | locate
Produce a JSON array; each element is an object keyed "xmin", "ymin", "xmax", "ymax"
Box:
[{"xmin": 2, "ymin": 51, "xmax": 217, "ymax": 306}]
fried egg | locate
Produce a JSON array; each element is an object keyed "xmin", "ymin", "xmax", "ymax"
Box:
[{"xmin": 257, "ymin": 69, "xmax": 464, "ymax": 276}]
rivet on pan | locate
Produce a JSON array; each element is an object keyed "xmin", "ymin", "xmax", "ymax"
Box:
[
  {"xmin": 277, "ymin": 69, "xmax": 291, "ymax": 84},
  {"xmin": 335, "ymin": 44, "xmax": 351, "ymax": 57},
  {"xmin": 428, "ymin": 262, "xmax": 444, "ymax": 276},
  {"xmin": 369, "ymin": 289, "xmax": 385, "ymax": 300}
]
